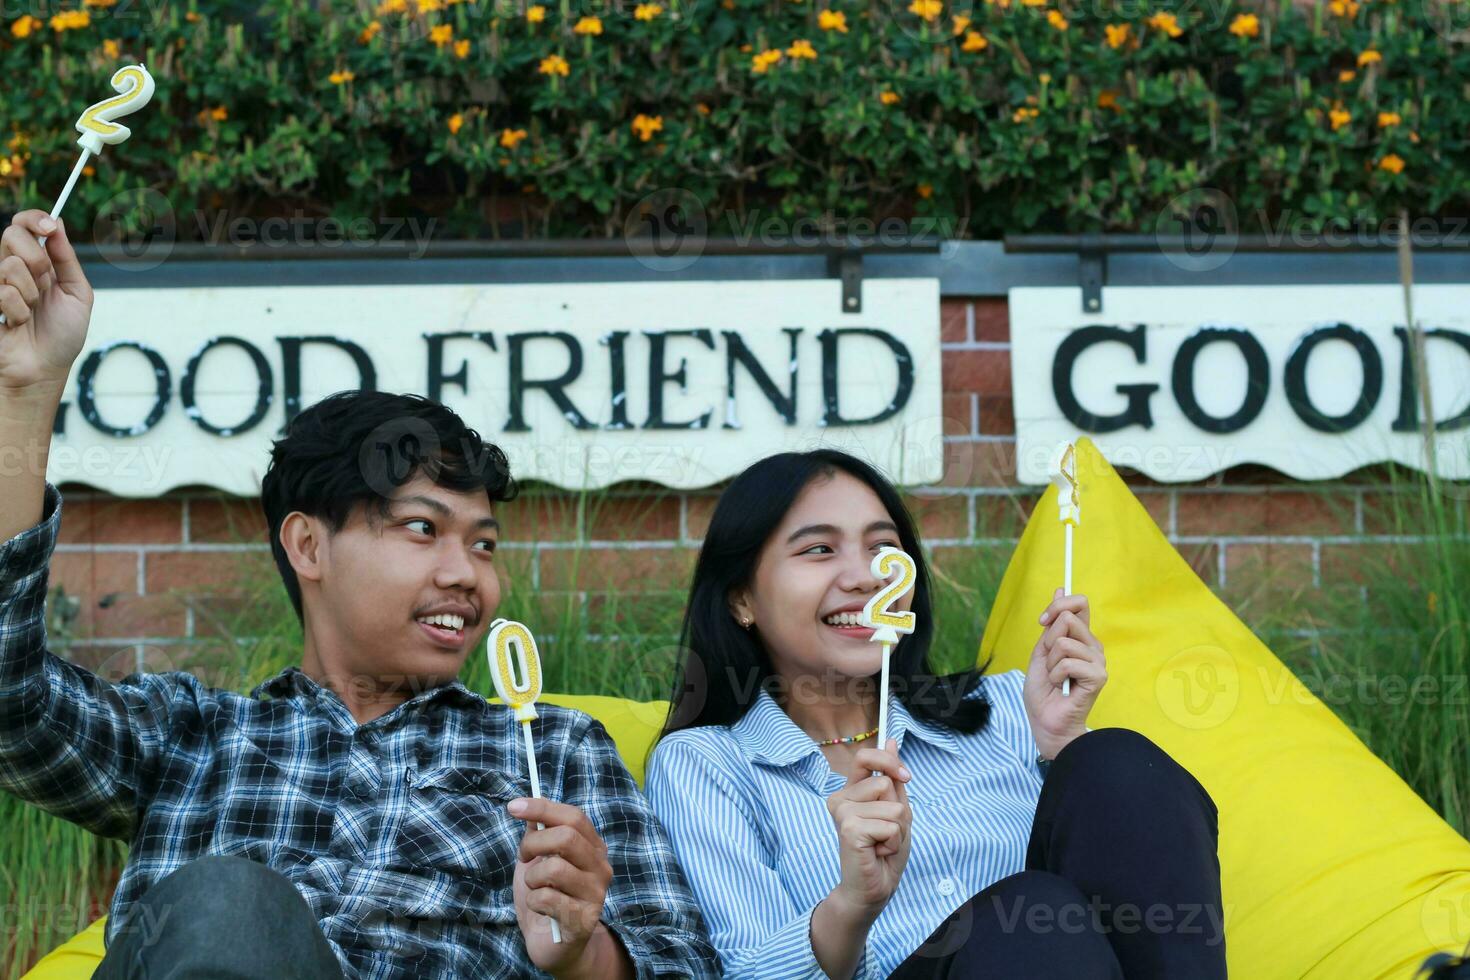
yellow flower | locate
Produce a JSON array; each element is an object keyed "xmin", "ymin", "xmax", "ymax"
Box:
[
  {"xmin": 1378, "ymin": 153, "xmax": 1405, "ymax": 173},
  {"xmin": 1357, "ymin": 48, "xmax": 1381, "ymax": 66},
  {"xmin": 786, "ymin": 38, "xmax": 817, "ymax": 58},
  {"xmin": 359, "ymin": 20, "xmax": 382, "ymax": 42},
  {"xmin": 328, "ymin": 70, "xmax": 355, "ymax": 84},
  {"xmin": 1046, "ymin": 9, "xmax": 1067, "ymax": 30},
  {"xmin": 1378, "ymin": 111, "xmax": 1401, "ymax": 128},
  {"xmin": 500, "ymin": 127, "xmax": 528, "ymax": 147},
  {"xmin": 696, "ymin": 102, "xmax": 711, "ymax": 114},
  {"xmin": 1338, "ymin": 69, "xmax": 1356, "ymax": 82},
  {"xmin": 573, "ymin": 15, "xmax": 602, "ymax": 33},
  {"xmin": 632, "ymin": 113, "xmax": 663, "ymax": 141},
  {"xmin": 102, "ymin": 38, "xmax": 120, "ymax": 58},
  {"xmin": 447, "ymin": 113, "xmax": 464, "ymax": 134},
  {"xmin": 538, "ymin": 53, "xmax": 569, "ymax": 75},
  {"xmin": 819, "ymin": 9, "xmax": 848, "ymax": 31},
  {"xmin": 1105, "ymin": 23, "xmax": 1129, "ymax": 48},
  {"xmin": 635, "ymin": 3, "xmax": 663, "ymax": 19},
  {"xmin": 961, "ymin": 29, "xmax": 987, "ymax": 51},
  {"xmin": 1328, "ymin": 0, "xmax": 1360, "ymax": 16},
  {"xmin": 210, "ymin": 105, "xmax": 228, "ymax": 121},
  {"xmin": 82, "ymin": 164, "xmax": 95, "ymax": 176},
  {"xmin": 907, "ymin": 0, "xmax": 942, "ymax": 21},
  {"xmin": 376, "ymin": 0, "xmax": 407, "ymax": 13},
  {"xmin": 83, "ymin": 0, "xmax": 116, "ymax": 7},
  {"xmin": 1228, "ymin": 13, "xmax": 1258, "ymax": 37},
  {"xmin": 1012, "ymin": 106, "xmax": 1039, "ymax": 122},
  {"xmin": 526, "ymin": 4, "xmax": 546, "ymax": 21},
  {"xmin": 48, "ymin": 10, "xmax": 91, "ymax": 31},
  {"xmin": 184, "ymin": 10, "xmax": 200, "ymax": 20},
  {"xmin": 417, "ymin": 0, "xmax": 443, "ymax": 11},
  {"xmin": 917, "ymin": 183, "xmax": 933, "ymax": 198},
  {"xmin": 453, "ymin": 38, "xmax": 470, "ymax": 57},
  {"xmin": 1147, "ymin": 11, "xmax": 1182, "ymax": 37},
  {"xmin": 10, "ymin": 14, "xmax": 41, "ymax": 37},
  {"xmin": 751, "ymin": 48, "xmax": 782, "ymax": 72},
  {"xmin": 429, "ymin": 23, "xmax": 453, "ymax": 45},
  {"xmin": 1021, "ymin": 0, "xmax": 1045, "ymax": 6},
  {"xmin": 950, "ymin": 13, "xmax": 969, "ymax": 33},
  {"xmin": 880, "ymin": 89, "xmax": 900, "ymax": 105},
  {"xmin": 1329, "ymin": 104, "xmax": 1351, "ymax": 130},
  {"xmin": 1097, "ymin": 88, "xmax": 1121, "ymax": 112}
]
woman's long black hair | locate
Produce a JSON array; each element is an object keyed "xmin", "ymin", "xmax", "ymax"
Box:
[{"xmin": 657, "ymin": 449, "xmax": 995, "ymax": 745}]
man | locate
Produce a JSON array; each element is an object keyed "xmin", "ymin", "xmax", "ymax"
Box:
[{"xmin": 0, "ymin": 209, "xmax": 717, "ymax": 979}]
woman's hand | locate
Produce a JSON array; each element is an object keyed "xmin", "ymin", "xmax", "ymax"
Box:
[
  {"xmin": 811, "ymin": 741, "xmax": 913, "ymax": 980},
  {"xmin": 1023, "ymin": 589, "xmax": 1107, "ymax": 760},
  {"xmin": 824, "ymin": 741, "xmax": 913, "ymax": 919}
]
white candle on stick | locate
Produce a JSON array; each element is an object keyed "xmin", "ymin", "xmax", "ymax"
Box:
[
  {"xmin": 1051, "ymin": 442, "xmax": 1081, "ymax": 697},
  {"xmin": 488, "ymin": 618, "xmax": 562, "ymax": 944},
  {"xmin": 1, "ymin": 63, "xmax": 156, "ymax": 326},
  {"xmin": 861, "ymin": 546, "xmax": 918, "ymax": 768}
]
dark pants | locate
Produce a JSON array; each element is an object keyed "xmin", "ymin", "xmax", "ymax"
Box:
[
  {"xmin": 890, "ymin": 728, "xmax": 1226, "ymax": 980},
  {"xmin": 94, "ymin": 855, "xmax": 346, "ymax": 980}
]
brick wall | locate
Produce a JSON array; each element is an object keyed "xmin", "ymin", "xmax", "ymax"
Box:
[{"xmin": 49, "ymin": 296, "xmax": 1394, "ymax": 669}]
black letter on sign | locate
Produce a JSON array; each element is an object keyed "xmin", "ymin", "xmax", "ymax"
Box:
[
  {"xmin": 505, "ymin": 331, "xmax": 594, "ymax": 432},
  {"xmin": 1171, "ymin": 328, "xmax": 1269, "ymax": 434},
  {"xmin": 77, "ymin": 341, "xmax": 171, "ymax": 437},
  {"xmin": 425, "ymin": 331, "xmax": 498, "ymax": 403},
  {"xmin": 645, "ymin": 329, "xmax": 715, "ymax": 430},
  {"xmin": 1283, "ymin": 323, "xmax": 1382, "ymax": 433},
  {"xmin": 723, "ymin": 328, "xmax": 801, "ymax": 428},
  {"xmin": 1391, "ymin": 326, "xmax": 1470, "ymax": 433},
  {"xmin": 819, "ymin": 328, "xmax": 914, "ymax": 427},
  {"xmin": 278, "ymin": 337, "xmax": 377, "ymax": 431},
  {"xmin": 1052, "ymin": 324, "xmax": 1158, "ymax": 432},
  {"xmin": 602, "ymin": 331, "xmax": 632, "ymax": 431},
  {"xmin": 181, "ymin": 336, "xmax": 274, "ymax": 436}
]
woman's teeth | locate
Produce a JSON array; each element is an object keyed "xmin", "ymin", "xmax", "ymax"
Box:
[
  {"xmin": 823, "ymin": 612, "xmax": 865, "ymax": 626},
  {"xmin": 417, "ymin": 613, "xmax": 465, "ymax": 632}
]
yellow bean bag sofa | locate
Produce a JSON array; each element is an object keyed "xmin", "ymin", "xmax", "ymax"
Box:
[{"xmin": 22, "ymin": 438, "xmax": 1470, "ymax": 978}]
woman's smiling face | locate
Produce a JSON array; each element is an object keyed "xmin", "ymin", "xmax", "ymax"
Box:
[{"xmin": 731, "ymin": 469, "xmax": 915, "ymax": 683}]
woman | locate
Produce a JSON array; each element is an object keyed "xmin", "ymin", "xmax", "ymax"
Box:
[{"xmin": 644, "ymin": 449, "xmax": 1225, "ymax": 979}]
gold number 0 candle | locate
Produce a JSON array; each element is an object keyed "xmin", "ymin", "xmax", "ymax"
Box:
[
  {"xmin": 861, "ymin": 547, "xmax": 918, "ymax": 762},
  {"xmin": 487, "ymin": 618, "xmax": 562, "ymax": 944}
]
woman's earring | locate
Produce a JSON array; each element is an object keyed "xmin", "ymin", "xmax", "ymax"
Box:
[{"xmin": 740, "ymin": 617, "xmax": 753, "ymax": 629}]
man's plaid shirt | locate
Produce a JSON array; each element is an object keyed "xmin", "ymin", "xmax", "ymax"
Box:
[{"xmin": 0, "ymin": 484, "xmax": 718, "ymax": 979}]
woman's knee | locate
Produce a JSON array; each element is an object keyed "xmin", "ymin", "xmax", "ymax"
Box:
[
  {"xmin": 1050, "ymin": 728, "xmax": 1218, "ymax": 821},
  {"xmin": 947, "ymin": 871, "xmax": 1121, "ymax": 979}
]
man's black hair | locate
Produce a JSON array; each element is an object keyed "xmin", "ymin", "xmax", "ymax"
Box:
[{"xmin": 260, "ymin": 390, "xmax": 518, "ymax": 623}]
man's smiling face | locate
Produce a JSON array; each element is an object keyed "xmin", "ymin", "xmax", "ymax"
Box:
[{"xmin": 300, "ymin": 472, "xmax": 503, "ymax": 697}]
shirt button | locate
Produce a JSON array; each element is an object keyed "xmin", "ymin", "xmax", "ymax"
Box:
[{"xmin": 937, "ymin": 877, "xmax": 956, "ymax": 897}]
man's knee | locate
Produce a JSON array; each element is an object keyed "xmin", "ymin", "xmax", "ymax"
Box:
[{"xmin": 133, "ymin": 856, "xmax": 306, "ymax": 932}]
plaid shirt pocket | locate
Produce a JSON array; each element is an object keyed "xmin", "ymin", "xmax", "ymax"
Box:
[{"xmin": 398, "ymin": 767, "xmax": 529, "ymax": 882}]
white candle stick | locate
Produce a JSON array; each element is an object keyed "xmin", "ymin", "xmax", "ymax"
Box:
[
  {"xmin": 488, "ymin": 618, "xmax": 562, "ymax": 944},
  {"xmin": 1051, "ymin": 442, "xmax": 1081, "ymax": 697},
  {"xmin": 862, "ymin": 547, "xmax": 918, "ymax": 769},
  {"xmin": 2, "ymin": 63, "xmax": 156, "ymax": 326}
]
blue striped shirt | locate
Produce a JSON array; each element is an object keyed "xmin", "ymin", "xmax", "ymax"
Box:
[{"xmin": 645, "ymin": 670, "xmax": 1047, "ymax": 979}]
